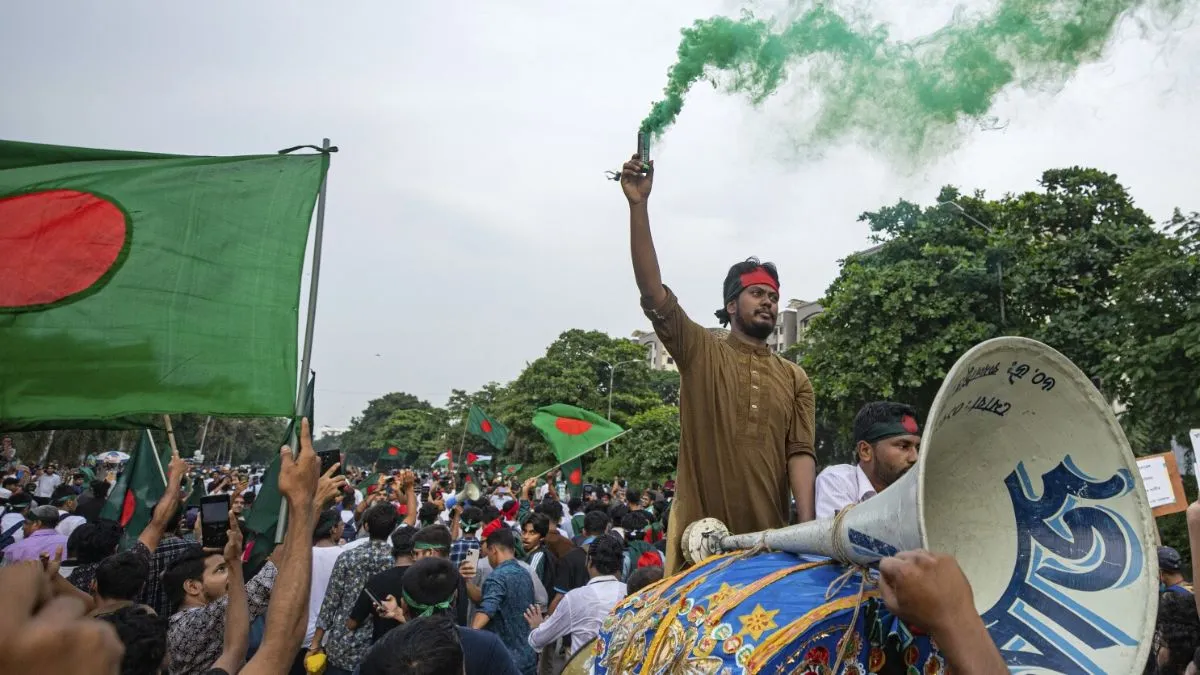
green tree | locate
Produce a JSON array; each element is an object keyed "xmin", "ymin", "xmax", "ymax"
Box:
[
  {"xmin": 340, "ymin": 392, "xmax": 432, "ymax": 456},
  {"xmin": 1105, "ymin": 210, "xmax": 1200, "ymax": 448},
  {"xmin": 804, "ymin": 168, "xmax": 1174, "ymax": 453},
  {"xmin": 497, "ymin": 329, "xmax": 660, "ymax": 465},
  {"xmin": 615, "ymin": 405, "xmax": 680, "ymax": 483}
]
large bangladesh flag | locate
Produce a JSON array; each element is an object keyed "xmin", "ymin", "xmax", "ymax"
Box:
[
  {"xmin": 467, "ymin": 405, "xmax": 508, "ymax": 451},
  {"xmin": 99, "ymin": 429, "xmax": 167, "ymax": 547},
  {"xmin": 0, "ymin": 140, "xmax": 328, "ymax": 430},
  {"xmin": 531, "ymin": 403, "xmax": 625, "ymax": 465}
]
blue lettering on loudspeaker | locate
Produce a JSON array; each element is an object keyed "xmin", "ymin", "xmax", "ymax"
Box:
[
  {"xmin": 847, "ymin": 528, "xmax": 899, "ymax": 559},
  {"xmin": 982, "ymin": 456, "xmax": 1142, "ymax": 675}
]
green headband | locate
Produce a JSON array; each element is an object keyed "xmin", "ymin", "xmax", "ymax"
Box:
[
  {"xmin": 461, "ymin": 520, "xmax": 480, "ymax": 531},
  {"xmin": 413, "ymin": 542, "xmax": 447, "ymax": 551},
  {"xmin": 403, "ymin": 589, "xmax": 453, "ymax": 617},
  {"xmin": 863, "ymin": 414, "xmax": 921, "ymax": 443}
]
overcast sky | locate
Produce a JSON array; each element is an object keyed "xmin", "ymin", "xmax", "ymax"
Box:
[{"xmin": 3, "ymin": 1, "xmax": 1198, "ymax": 430}]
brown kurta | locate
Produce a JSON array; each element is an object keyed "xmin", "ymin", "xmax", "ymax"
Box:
[{"xmin": 645, "ymin": 288, "xmax": 815, "ymax": 575}]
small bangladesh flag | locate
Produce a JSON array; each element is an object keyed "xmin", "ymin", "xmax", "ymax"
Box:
[
  {"xmin": 502, "ymin": 464, "xmax": 523, "ymax": 476},
  {"xmin": 0, "ymin": 139, "xmax": 328, "ymax": 430},
  {"xmin": 562, "ymin": 456, "xmax": 584, "ymax": 500},
  {"xmin": 467, "ymin": 405, "xmax": 509, "ymax": 451},
  {"xmin": 99, "ymin": 429, "xmax": 167, "ymax": 547},
  {"xmin": 379, "ymin": 446, "xmax": 402, "ymax": 460},
  {"xmin": 531, "ymin": 403, "xmax": 625, "ymax": 465}
]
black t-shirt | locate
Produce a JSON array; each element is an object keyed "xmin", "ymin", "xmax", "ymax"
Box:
[
  {"xmin": 351, "ymin": 564, "xmax": 471, "ymax": 644},
  {"xmin": 458, "ymin": 625, "xmax": 521, "ymax": 675},
  {"xmin": 553, "ymin": 546, "xmax": 590, "ymax": 598},
  {"xmin": 351, "ymin": 565, "xmax": 410, "ymax": 643}
]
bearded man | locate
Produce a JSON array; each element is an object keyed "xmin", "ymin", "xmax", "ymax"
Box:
[
  {"xmin": 815, "ymin": 401, "xmax": 921, "ymax": 518},
  {"xmin": 619, "ymin": 154, "xmax": 816, "ymax": 574}
]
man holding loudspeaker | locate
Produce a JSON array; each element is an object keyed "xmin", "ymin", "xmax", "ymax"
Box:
[
  {"xmin": 815, "ymin": 401, "xmax": 921, "ymax": 518},
  {"xmin": 619, "ymin": 154, "xmax": 817, "ymax": 575}
]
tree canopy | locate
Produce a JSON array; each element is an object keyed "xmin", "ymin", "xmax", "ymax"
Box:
[{"xmin": 802, "ymin": 167, "xmax": 1198, "ymax": 457}]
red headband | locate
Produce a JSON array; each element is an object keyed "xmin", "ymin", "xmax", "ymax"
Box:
[{"xmin": 739, "ymin": 268, "xmax": 779, "ymax": 293}]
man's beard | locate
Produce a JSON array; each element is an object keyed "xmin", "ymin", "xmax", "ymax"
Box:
[
  {"xmin": 880, "ymin": 462, "xmax": 913, "ymax": 489},
  {"xmin": 737, "ymin": 311, "xmax": 775, "ymax": 340}
]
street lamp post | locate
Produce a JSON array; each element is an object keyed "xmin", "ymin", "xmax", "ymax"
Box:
[
  {"xmin": 939, "ymin": 200, "xmax": 1005, "ymax": 326},
  {"xmin": 595, "ymin": 357, "xmax": 640, "ymax": 456}
]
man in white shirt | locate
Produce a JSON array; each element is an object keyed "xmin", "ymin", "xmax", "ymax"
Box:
[
  {"xmin": 815, "ymin": 401, "xmax": 921, "ymax": 519},
  {"xmin": 35, "ymin": 465, "xmax": 62, "ymax": 499},
  {"xmin": 53, "ymin": 487, "xmax": 88, "ymax": 537},
  {"xmin": 524, "ymin": 535, "xmax": 627, "ymax": 664}
]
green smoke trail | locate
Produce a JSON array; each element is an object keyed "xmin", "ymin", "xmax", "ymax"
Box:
[{"xmin": 641, "ymin": 0, "xmax": 1185, "ymax": 158}]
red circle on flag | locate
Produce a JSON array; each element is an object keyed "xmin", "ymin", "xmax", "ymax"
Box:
[
  {"xmin": 0, "ymin": 189, "xmax": 129, "ymax": 311},
  {"xmin": 555, "ymin": 417, "xmax": 592, "ymax": 435},
  {"xmin": 388, "ymin": 447, "xmax": 399, "ymax": 456},
  {"xmin": 569, "ymin": 468, "xmax": 582, "ymax": 485},
  {"xmin": 480, "ymin": 419, "xmax": 493, "ymax": 433}
]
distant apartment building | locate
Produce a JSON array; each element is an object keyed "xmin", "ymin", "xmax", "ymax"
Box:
[{"xmin": 632, "ymin": 299, "xmax": 823, "ymax": 370}]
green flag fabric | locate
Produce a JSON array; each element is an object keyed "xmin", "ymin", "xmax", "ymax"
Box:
[
  {"xmin": 531, "ymin": 404, "xmax": 625, "ymax": 465},
  {"xmin": 467, "ymin": 405, "xmax": 509, "ymax": 451},
  {"xmin": 98, "ymin": 430, "xmax": 167, "ymax": 547},
  {"xmin": 563, "ymin": 457, "xmax": 584, "ymax": 500},
  {"xmin": 0, "ymin": 139, "xmax": 329, "ymax": 430},
  {"xmin": 502, "ymin": 463, "xmax": 523, "ymax": 476},
  {"xmin": 243, "ymin": 373, "xmax": 315, "ymax": 560}
]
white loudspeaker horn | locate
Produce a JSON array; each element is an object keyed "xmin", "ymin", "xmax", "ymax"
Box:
[
  {"xmin": 681, "ymin": 336, "xmax": 1156, "ymax": 674},
  {"xmin": 456, "ymin": 480, "xmax": 481, "ymax": 504}
]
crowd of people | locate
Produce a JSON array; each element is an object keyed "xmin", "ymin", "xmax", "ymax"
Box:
[
  {"xmin": 0, "ymin": 153, "xmax": 1194, "ymax": 674},
  {"xmin": 0, "ymin": 421, "xmax": 685, "ymax": 675}
]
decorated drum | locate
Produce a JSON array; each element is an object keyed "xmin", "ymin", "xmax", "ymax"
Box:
[{"xmin": 583, "ymin": 550, "xmax": 944, "ymax": 674}]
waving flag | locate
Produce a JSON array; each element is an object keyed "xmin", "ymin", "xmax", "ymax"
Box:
[
  {"xmin": 531, "ymin": 403, "xmax": 625, "ymax": 465},
  {"xmin": 0, "ymin": 139, "xmax": 328, "ymax": 429},
  {"xmin": 467, "ymin": 406, "xmax": 509, "ymax": 450},
  {"xmin": 98, "ymin": 429, "xmax": 166, "ymax": 547}
]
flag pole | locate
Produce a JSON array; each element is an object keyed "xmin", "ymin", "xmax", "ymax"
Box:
[
  {"xmin": 278, "ymin": 137, "xmax": 333, "ymax": 543},
  {"xmin": 145, "ymin": 430, "xmax": 169, "ymax": 486},
  {"xmin": 197, "ymin": 415, "xmax": 212, "ymax": 460},
  {"xmin": 455, "ymin": 411, "xmax": 469, "ymax": 478},
  {"xmin": 530, "ymin": 430, "xmax": 630, "ymax": 481},
  {"xmin": 162, "ymin": 414, "xmax": 180, "ymax": 456}
]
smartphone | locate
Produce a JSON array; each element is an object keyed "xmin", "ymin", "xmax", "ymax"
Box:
[
  {"xmin": 363, "ymin": 586, "xmax": 384, "ymax": 609},
  {"xmin": 317, "ymin": 449, "xmax": 341, "ymax": 476},
  {"xmin": 463, "ymin": 547, "xmax": 480, "ymax": 569},
  {"xmin": 200, "ymin": 494, "xmax": 230, "ymax": 549}
]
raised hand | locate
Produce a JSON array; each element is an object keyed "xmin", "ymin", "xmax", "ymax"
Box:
[
  {"xmin": 223, "ymin": 509, "xmax": 243, "ymax": 564},
  {"xmin": 278, "ymin": 418, "xmax": 319, "ymax": 506},
  {"xmin": 0, "ymin": 562, "xmax": 124, "ymax": 675},
  {"xmin": 620, "ymin": 154, "xmax": 653, "ymax": 205},
  {"xmin": 878, "ymin": 550, "xmax": 975, "ymax": 634},
  {"xmin": 315, "ymin": 462, "xmax": 348, "ymax": 510}
]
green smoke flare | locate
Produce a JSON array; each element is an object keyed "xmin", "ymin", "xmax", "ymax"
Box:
[{"xmin": 641, "ymin": 0, "xmax": 1184, "ymax": 158}]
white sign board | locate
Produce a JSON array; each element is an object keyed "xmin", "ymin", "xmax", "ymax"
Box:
[
  {"xmin": 1191, "ymin": 429, "xmax": 1200, "ymax": 485},
  {"xmin": 1137, "ymin": 455, "xmax": 1176, "ymax": 509}
]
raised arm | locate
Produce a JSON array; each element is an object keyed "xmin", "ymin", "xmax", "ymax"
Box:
[
  {"xmin": 621, "ymin": 154, "xmax": 666, "ymax": 309},
  {"xmin": 242, "ymin": 418, "xmax": 320, "ymax": 675},
  {"xmin": 138, "ymin": 450, "xmax": 188, "ymax": 554},
  {"xmin": 208, "ymin": 510, "xmax": 249, "ymax": 675}
]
